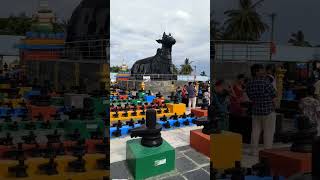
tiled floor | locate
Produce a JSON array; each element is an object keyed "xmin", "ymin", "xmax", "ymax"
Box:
[
  {"xmin": 111, "ymin": 145, "xmax": 210, "ymax": 180},
  {"xmin": 110, "ymin": 119, "xmax": 292, "ymax": 180}
]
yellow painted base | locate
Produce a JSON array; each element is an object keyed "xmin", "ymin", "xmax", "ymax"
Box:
[
  {"xmin": 167, "ymin": 103, "xmax": 186, "ymax": 115},
  {"xmin": 0, "ymin": 154, "xmax": 108, "ymax": 179},
  {"xmin": 0, "ymin": 84, "xmax": 10, "ymax": 89},
  {"xmin": 210, "ymin": 131, "xmax": 242, "ymax": 170},
  {"xmin": 110, "ymin": 109, "xmax": 174, "ymax": 122}
]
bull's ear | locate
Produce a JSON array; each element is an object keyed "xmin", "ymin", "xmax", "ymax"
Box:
[{"xmin": 156, "ymin": 39, "xmax": 162, "ymax": 44}]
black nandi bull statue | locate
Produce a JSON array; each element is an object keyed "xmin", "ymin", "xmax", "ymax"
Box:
[{"xmin": 131, "ymin": 32, "xmax": 177, "ymax": 80}]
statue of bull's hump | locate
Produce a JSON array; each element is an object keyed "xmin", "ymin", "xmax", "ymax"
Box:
[{"xmin": 130, "ymin": 32, "xmax": 177, "ymax": 80}]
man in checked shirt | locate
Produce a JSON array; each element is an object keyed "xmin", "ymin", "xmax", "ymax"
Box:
[{"xmin": 246, "ymin": 64, "xmax": 277, "ymax": 156}]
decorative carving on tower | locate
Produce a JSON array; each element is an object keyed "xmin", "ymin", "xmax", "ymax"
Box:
[{"xmin": 275, "ymin": 66, "xmax": 287, "ymax": 108}]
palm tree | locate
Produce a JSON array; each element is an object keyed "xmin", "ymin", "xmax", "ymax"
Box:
[
  {"xmin": 180, "ymin": 58, "xmax": 193, "ymax": 75},
  {"xmin": 200, "ymin": 71, "xmax": 207, "ymax": 76},
  {"xmin": 224, "ymin": 0, "xmax": 268, "ymax": 41},
  {"xmin": 172, "ymin": 64, "xmax": 179, "ymax": 74},
  {"xmin": 288, "ymin": 30, "xmax": 312, "ymax": 47}
]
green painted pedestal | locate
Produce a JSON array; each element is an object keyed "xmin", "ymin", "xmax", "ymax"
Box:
[{"xmin": 126, "ymin": 139, "xmax": 175, "ymax": 180}]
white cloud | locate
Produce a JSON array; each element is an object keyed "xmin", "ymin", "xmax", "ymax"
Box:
[
  {"xmin": 111, "ymin": 0, "xmax": 210, "ymax": 74},
  {"xmin": 176, "ymin": 10, "xmax": 190, "ymax": 20}
]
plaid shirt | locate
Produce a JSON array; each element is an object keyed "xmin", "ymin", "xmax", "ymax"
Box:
[{"xmin": 246, "ymin": 77, "xmax": 276, "ymax": 116}]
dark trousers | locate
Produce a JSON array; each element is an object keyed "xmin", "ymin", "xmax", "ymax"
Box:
[{"xmin": 229, "ymin": 114, "xmax": 252, "ymax": 144}]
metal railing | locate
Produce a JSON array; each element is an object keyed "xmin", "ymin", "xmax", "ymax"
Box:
[
  {"xmin": 129, "ymin": 73, "xmax": 178, "ymax": 81},
  {"xmin": 22, "ymin": 39, "xmax": 109, "ymax": 63},
  {"xmin": 211, "ymin": 40, "xmax": 272, "ymax": 62}
]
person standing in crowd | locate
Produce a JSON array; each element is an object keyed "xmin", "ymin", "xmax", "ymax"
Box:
[
  {"xmin": 175, "ymin": 86, "xmax": 182, "ymax": 103},
  {"xmin": 314, "ymin": 80, "xmax": 320, "ymax": 101},
  {"xmin": 193, "ymin": 82, "xmax": 198, "ymax": 107},
  {"xmin": 299, "ymin": 86, "xmax": 320, "ymax": 135},
  {"xmin": 182, "ymin": 85, "xmax": 188, "ymax": 105},
  {"xmin": 212, "ymin": 80, "xmax": 230, "ymax": 130},
  {"xmin": 187, "ymin": 82, "xmax": 197, "ymax": 109},
  {"xmin": 230, "ymin": 74, "xmax": 248, "ymax": 117},
  {"xmin": 131, "ymin": 88, "xmax": 137, "ymax": 99},
  {"xmin": 246, "ymin": 64, "xmax": 277, "ymax": 156},
  {"xmin": 203, "ymin": 88, "xmax": 210, "ymax": 105},
  {"xmin": 266, "ymin": 64, "xmax": 277, "ymax": 91},
  {"xmin": 229, "ymin": 74, "xmax": 249, "ymax": 139}
]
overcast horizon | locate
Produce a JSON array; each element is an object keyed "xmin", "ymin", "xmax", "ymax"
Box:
[
  {"xmin": 111, "ymin": 0, "xmax": 210, "ymax": 75},
  {"xmin": 1, "ymin": 0, "xmax": 81, "ymax": 21},
  {"xmin": 212, "ymin": 0, "xmax": 320, "ymax": 46}
]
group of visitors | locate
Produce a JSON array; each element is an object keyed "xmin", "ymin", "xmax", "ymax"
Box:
[
  {"xmin": 212, "ymin": 63, "xmax": 320, "ymax": 155},
  {"xmin": 175, "ymin": 81, "xmax": 210, "ymax": 109}
]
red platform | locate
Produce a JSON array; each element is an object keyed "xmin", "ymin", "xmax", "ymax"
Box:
[
  {"xmin": 259, "ymin": 148, "xmax": 311, "ymax": 177},
  {"xmin": 190, "ymin": 129, "xmax": 210, "ymax": 157},
  {"xmin": 28, "ymin": 105, "xmax": 57, "ymax": 121},
  {"xmin": 191, "ymin": 108, "xmax": 208, "ymax": 117}
]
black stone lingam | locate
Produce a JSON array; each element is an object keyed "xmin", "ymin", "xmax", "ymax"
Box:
[
  {"xmin": 67, "ymin": 129, "xmax": 81, "ymax": 141},
  {"xmin": 8, "ymin": 157, "xmax": 28, "ymax": 177},
  {"xmin": 68, "ymin": 140, "xmax": 86, "ymax": 172},
  {"xmin": 90, "ymin": 128, "xmax": 103, "ymax": 140},
  {"xmin": 160, "ymin": 115, "xmax": 167, "ymax": 122},
  {"xmin": 96, "ymin": 138, "xmax": 109, "ymax": 170},
  {"xmin": 8, "ymin": 121, "xmax": 19, "ymax": 131},
  {"xmin": 140, "ymin": 109, "xmax": 146, "ymax": 115},
  {"xmin": 22, "ymin": 131, "xmax": 37, "ymax": 144},
  {"xmin": 195, "ymin": 104, "xmax": 221, "ymax": 135},
  {"xmin": 25, "ymin": 122, "xmax": 36, "ymax": 130},
  {"xmin": 113, "ymin": 111, "xmax": 119, "ymax": 118},
  {"xmin": 0, "ymin": 132, "xmax": 13, "ymax": 145},
  {"xmin": 46, "ymin": 129, "xmax": 61, "ymax": 143},
  {"xmin": 131, "ymin": 110, "xmax": 137, "ymax": 117},
  {"xmin": 126, "ymin": 119, "xmax": 135, "ymax": 128},
  {"xmin": 130, "ymin": 109, "xmax": 163, "ymax": 147},
  {"xmin": 224, "ymin": 161, "xmax": 246, "ymax": 180},
  {"xmin": 170, "ymin": 113, "xmax": 178, "ymax": 120},
  {"xmin": 38, "ymin": 154, "xmax": 58, "ymax": 175},
  {"xmin": 138, "ymin": 118, "xmax": 145, "ymax": 125}
]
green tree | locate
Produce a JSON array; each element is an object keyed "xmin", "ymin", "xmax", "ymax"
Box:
[
  {"xmin": 172, "ymin": 64, "xmax": 179, "ymax": 74},
  {"xmin": 0, "ymin": 13, "xmax": 32, "ymax": 35},
  {"xmin": 200, "ymin": 71, "xmax": 207, "ymax": 76},
  {"xmin": 224, "ymin": 0, "xmax": 268, "ymax": 41},
  {"xmin": 180, "ymin": 58, "xmax": 193, "ymax": 75},
  {"xmin": 288, "ymin": 30, "xmax": 312, "ymax": 47},
  {"xmin": 110, "ymin": 66, "xmax": 121, "ymax": 73}
]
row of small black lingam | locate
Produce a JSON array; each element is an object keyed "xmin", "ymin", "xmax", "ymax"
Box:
[
  {"xmin": 111, "ymin": 107, "xmax": 171, "ymax": 118},
  {"xmin": 0, "ymin": 127, "xmax": 104, "ymax": 147},
  {"xmin": 6, "ymin": 138, "xmax": 108, "ymax": 177}
]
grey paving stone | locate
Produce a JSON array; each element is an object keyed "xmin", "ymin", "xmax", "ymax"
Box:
[
  {"xmin": 184, "ymin": 149, "xmax": 209, "ymax": 165},
  {"xmin": 176, "ymin": 151, "xmax": 184, "ymax": 159},
  {"xmin": 202, "ymin": 165, "xmax": 210, "ymax": 173},
  {"xmin": 183, "ymin": 169, "xmax": 210, "ymax": 180},
  {"xmin": 161, "ymin": 175, "xmax": 185, "ymax": 180},
  {"xmin": 146, "ymin": 170, "xmax": 179, "ymax": 180},
  {"xmin": 176, "ymin": 157, "xmax": 197, "ymax": 173},
  {"xmin": 110, "ymin": 160, "xmax": 132, "ymax": 179},
  {"xmin": 176, "ymin": 145, "xmax": 191, "ymax": 152}
]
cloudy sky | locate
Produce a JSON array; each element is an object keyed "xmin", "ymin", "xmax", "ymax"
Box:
[
  {"xmin": 1, "ymin": 0, "xmax": 81, "ymax": 20},
  {"xmin": 212, "ymin": 0, "xmax": 320, "ymax": 45},
  {"xmin": 111, "ymin": 0, "xmax": 210, "ymax": 74}
]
